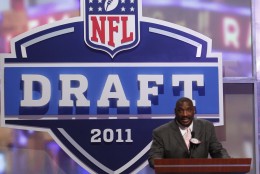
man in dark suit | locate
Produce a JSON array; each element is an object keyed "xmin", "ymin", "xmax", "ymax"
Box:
[{"xmin": 148, "ymin": 97, "xmax": 230, "ymax": 168}]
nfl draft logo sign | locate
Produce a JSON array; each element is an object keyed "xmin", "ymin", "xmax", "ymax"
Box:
[
  {"xmin": 84, "ymin": 0, "xmax": 139, "ymax": 57},
  {"xmin": 0, "ymin": 0, "xmax": 223, "ymax": 173}
]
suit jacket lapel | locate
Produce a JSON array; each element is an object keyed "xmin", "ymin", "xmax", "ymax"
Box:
[
  {"xmin": 193, "ymin": 118, "xmax": 202, "ymax": 141},
  {"xmin": 170, "ymin": 119, "xmax": 188, "ymax": 150}
]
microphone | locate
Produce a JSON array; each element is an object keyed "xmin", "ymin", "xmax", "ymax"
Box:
[
  {"xmin": 189, "ymin": 131, "xmax": 195, "ymax": 158},
  {"xmin": 191, "ymin": 131, "xmax": 195, "ymax": 138}
]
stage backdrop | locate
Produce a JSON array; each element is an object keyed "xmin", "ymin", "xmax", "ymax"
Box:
[{"xmin": 0, "ymin": 0, "xmax": 255, "ymax": 174}]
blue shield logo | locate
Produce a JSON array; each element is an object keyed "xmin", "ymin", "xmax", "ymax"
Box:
[{"xmin": 0, "ymin": 0, "xmax": 224, "ymax": 173}]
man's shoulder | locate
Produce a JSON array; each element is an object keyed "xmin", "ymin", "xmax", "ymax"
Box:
[
  {"xmin": 153, "ymin": 120, "xmax": 175, "ymax": 133},
  {"xmin": 194, "ymin": 118, "xmax": 214, "ymax": 127}
]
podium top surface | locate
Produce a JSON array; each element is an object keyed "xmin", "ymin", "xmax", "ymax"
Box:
[{"xmin": 154, "ymin": 158, "xmax": 252, "ymax": 173}]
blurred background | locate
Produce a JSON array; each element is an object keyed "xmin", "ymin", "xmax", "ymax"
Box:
[{"xmin": 0, "ymin": 0, "xmax": 259, "ymax": 173}]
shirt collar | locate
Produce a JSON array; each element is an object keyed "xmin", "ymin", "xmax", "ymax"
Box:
[{"xmin": 176, "ymin": 121, "xmax": 193, "ymax": 136}]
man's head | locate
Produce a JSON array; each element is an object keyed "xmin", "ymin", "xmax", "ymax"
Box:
[{"xmin": 174, "ymin": 97, "xmax": 195, "ymax": 127}]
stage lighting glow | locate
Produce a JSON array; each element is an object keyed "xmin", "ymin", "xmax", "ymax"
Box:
[
  {"xmin": 142, "ymin": 0, "xmax": 250, "ymax": 16},
  {"xmin": 47, "ymin": 17, "xmax": 56, "ymax": 24},
  {"xmin": 142, "ymin": 0, "xmax": 178, "ymax": 6},
  {"xmin": 46, "ymin": 141, "xmax": 61, "ymax": 156},
  {"xmin": 62, "ymin": 14, "xmax": 70, "ymax": 20},
  {"xmin": 18, "ymin": 131, "xmax": 28, "ymax": 146},
  {"xmin": 0, "ymin": 1, "xmax": 10, "ymax": 12},
  {"xmin": 28, "ymin": 20, "xmax": 40, "ymax": 29},
  {"xmin": 27, "ymin": 0, "xmax": 79, "ymax": 17},
  {"xmin": 0, "ymin": 153, "xmax": 5, "ymax": 173},
  {"xmin": 6, "ymin": 35, "xmax": 12, "ymax": 41}
]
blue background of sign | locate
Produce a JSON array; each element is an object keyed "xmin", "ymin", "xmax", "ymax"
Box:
[
  {"xmin": 6, "ymin": 22, "xmax": 218, "ymax": 62},
  {"xmin": 5, "ymin": 66, "xmax": 219, "ymax": 116},
  {"xmin": 3, "ymin": 19, "xmax": 222, "ymax": 173}
]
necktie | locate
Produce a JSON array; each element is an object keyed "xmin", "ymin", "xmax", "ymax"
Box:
[{"xmin": 184, "ymin": 128, "xmax": 191, "ymax": 149}]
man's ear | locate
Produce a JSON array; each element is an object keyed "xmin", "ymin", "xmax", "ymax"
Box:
[{"xmin": 193, "ymin": 107, "xmax": 196, "ymax": 114}]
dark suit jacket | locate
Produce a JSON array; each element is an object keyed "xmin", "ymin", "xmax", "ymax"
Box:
[{"xmin": 148, "ymin": 118, "xmax": 230, "ymax": 167}]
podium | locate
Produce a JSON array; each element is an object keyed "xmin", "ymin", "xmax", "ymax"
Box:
[{"xmin": 154, "ymin": 158, "xmax": 251, "ymax": 174}]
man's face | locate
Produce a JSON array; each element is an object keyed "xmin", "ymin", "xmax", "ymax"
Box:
[{"xmin": 175, "ymin": 101, "xmax": 195, "ymax": 127}]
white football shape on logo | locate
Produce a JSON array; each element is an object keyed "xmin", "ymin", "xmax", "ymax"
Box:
[{"xmin": 104, "ymin": 0, "xmax": 119, "ymax": 12}]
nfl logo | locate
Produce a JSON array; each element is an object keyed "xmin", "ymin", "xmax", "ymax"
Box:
[{"xmin": 84, "ymin": 0, "xmax": 140, "ymax": 58}]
